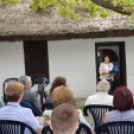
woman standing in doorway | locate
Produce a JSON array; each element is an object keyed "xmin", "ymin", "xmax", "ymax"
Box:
[{"xmin": 99, "ymin": 55, "xmax": 114, "ymax": 95}]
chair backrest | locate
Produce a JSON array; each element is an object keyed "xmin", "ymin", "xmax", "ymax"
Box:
[
  {"xmin": 42, "ymin": 102, "xmax": 54, "ymax": 111},
  {"xmin": 0, "ymin": 120, "xmax": 36, "ymax": 134},
  {"xmin": 96, "ymin": 121, "xmax": 134, "ymax": 134},
  {"xmin": 20, "ymin": 101, "xmax": 42, "ymax": 116},
  {"xmin": 76, "ymin": 123, "xmax": 92, "ymax": 134},
  {"xmin": 42, "ymin": 126, "xmax": 53, "ymax": 134},
  {"xmin": 2, "ymin": 78, "xmax": 18, "ymax": 103},
  {"xmin": 32, "ymin": 77, "xmax": 49, "ymax": 105},
  {"xmin": 32, "ymin": 77, "xmax": 49, "ymax": 91},
  {"xmin": 83, "ymin": 104, "xmax": 114, "ymax": 130},
  {"xmin": 42, "ymin": 123, "xmax": 91, "ymax": 134}
]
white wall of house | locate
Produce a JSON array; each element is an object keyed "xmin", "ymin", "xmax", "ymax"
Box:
[
  {"xmin": 48, "ymin": 37, "xmax": 134, "ymax": 97},
  {"xmin": 125, "ymin": 38, "xmax": 134, "ymax": 94},
  {"xmin": 0, "ymin": 42, "xmax": 25, "ymax": 96},
  {"xmin": 0, "ymin": 37, "xmax": 134, "ymax": 98},
  {"xmin": 48, "ymin": 40, "xmax": 96, "ymax": 98}
]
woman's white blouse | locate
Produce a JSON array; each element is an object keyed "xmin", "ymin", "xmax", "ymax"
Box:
[{"xmin": 99, "ymin": 62, "xmax": 114, "ymax": 81}]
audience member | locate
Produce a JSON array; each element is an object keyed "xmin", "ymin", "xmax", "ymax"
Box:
[
  {"xmin": 18, "ymin": 76, "xmax": 42, "ymax": 113},
  {"xmin": 103, "ymin": 86, "xmax": 134, "ymax": 123},
  {"xmin": 43, "ymin": 86, "xmax": 94, "ymax": 134},
  {"xmin": 50, "ymin": 103, "xmax": 79, "ymax": 134},
  {"xmin": 46, "ymin": 76, "xmax": 77, "ymax": 108},
  {"xmin": 85, "ymin": 80, "xmax": 113, "ymax": 128},
  {"xmin": 0, "ymin": 97, "xmax": 5, "ymax": 108},
  {"xmin": 0, "ymin": 83, "xmax": 42, "ymax": 134}
]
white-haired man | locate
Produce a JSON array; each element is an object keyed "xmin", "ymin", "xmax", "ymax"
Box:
[
  {"xmin": 18, "ymin": 76, "xmax": 42, "ymax": 113},
  {"xmin": 85, "ymin": 80, "xmax": 113, "ymax": 129}
]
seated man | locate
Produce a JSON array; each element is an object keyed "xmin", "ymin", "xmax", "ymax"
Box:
[
  {"xmin": 50, "ymin": 103, "xmax": 79, "ymax": 134},
  {"xmin": 18, "ymin": 76, "xmax": 42, "ymax": 113},
  {"xmin": 85, "ymin": 80, "xmax": 113, "ymax": 129},
  {"xmin": 0, "ymin": 83, "xmax": 42, "ymax": 134}
]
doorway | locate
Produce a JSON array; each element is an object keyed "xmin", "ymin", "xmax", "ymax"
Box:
[{"xmin": 95, "ymin": 42, "xmax": 126, "ymax": 92}]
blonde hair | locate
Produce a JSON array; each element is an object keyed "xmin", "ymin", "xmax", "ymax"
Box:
[
  {"xmin": 51, "ymin": 86, "xmax": 73, "ymax": 107},
  {"xmin": 5, "ymin": 82, "xmax": 24, "ymax": 102}
]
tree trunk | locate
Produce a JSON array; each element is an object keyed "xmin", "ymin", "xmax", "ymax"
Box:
[{"xmin": 90, "ymin": 0, "xmax": 132, "ymax": 15}]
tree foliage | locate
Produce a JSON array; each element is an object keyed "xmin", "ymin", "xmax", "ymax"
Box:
[
  {"xmin": 1, "ymin": 0, "xmax": 19, "ymax": 7},
  {"xmin": 1, "ymin": 0, "xmax": 134, "ymax": 22}
]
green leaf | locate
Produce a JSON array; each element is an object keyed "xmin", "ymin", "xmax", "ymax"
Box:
[
  {"xmin": 100, "ymin": 12, "xmax": 109, "ymax": 18},
  {"xmin": 1, "ymin": 0, "xmax": 20, "ymax": 7},
  {"xmin": 130, "ymin": 13, "xmax": 134, "ymax": 20},
  {"xmin": 111, "ymin": 0, "xmax": 119, "ymax": 7}
]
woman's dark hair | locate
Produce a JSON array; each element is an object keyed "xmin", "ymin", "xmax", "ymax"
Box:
[
  {"xmin": 50, "ymin": 76, "xmax": 67, "ymax": 96},
  {"xmin": 113, "ymin": 86, "xmax": 133, "ymax": 111},
  {"xmin": 103, "ymin": 55, "xmax": 110, "ymax": 62}
]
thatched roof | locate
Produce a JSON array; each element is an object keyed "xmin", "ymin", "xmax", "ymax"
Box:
[{"xmin": 0, "ymin": 0, "xmax": 134, "ymax": 41}]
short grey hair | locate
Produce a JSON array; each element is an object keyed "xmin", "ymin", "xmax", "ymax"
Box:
[
  {"xmin": 18, "ymin": 76, "xmax": 31, "ymax": 86},
  {"xmin": 97, "ymin": 80, "xmax": 110, "ymax": 92}
]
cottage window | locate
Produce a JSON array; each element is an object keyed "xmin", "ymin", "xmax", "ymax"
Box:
[{"xmin": 24, "ymin": 41, "xmax": 49, "ymax": 81}]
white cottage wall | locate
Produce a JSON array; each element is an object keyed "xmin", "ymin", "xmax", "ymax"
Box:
[
  {"xmin": 0, "ymin": 37, "xmax": 134, "ymax": 98},
  {"xmin": 48, "ymin": 37, "xmax": 134, "ymax": 97},
  {"xmin": 0, "ymin": 42, "xmax": 25, "ymax": 96},
  {"xmin": 48, "ymin": 40, "xmax": 96, "ymax": 98},
  {"xmin": 125, "ymin": 38, "xmax": 134, "ymax": 94}
]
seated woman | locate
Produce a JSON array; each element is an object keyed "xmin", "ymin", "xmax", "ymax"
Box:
[
  {"xmin": 0, "ymin": 83, "xmax": 42, "ymax": 134},
  {"xmin": 46, "ymin": 76, "xmax": 77, "ymax": 108},
  {"xmin": 43, "ymin": 86, "xmax": 94, "ymax": 134},
  {"xmin": 103, "ymin": 86, "xmax": 134, "ymax": 123}
]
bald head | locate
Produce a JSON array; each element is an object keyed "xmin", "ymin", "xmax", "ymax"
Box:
[{"xmin": 97, "ymin": 80, "xmax": 110, "ymax": 92}]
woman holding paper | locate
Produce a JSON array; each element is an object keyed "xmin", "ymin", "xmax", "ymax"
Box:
[{"xmin": 99, "ymin": 55, "xmax": 114, "ymax": 95}]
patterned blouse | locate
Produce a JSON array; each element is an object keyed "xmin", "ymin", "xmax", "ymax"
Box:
[
  {"xmin": 106, "ymin": 110, "xmax": 134, "ymax": 134},
  {"xmin": 106, "ymin": 109, "xmax": 134, "ymax": 122},
  {"xmin": 43, "ymin": 109, "xmax": 90, "ymax": 127}
]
